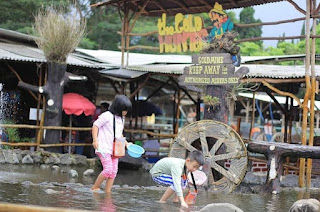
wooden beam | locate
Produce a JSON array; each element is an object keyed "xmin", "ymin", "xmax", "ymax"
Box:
[
  {"xmin": 263, "ymin": 87, "xmax": 287, "ymax": 115},
  {"xmin": 131, "ymin": 1, "xmax": 149, "ymax": 16},
  {"xmin": 168, "ymin": 77, "xmax": 197, "ymax": 104},
  {"xmin": 261, "ymin": 80, "xmax": 302, "ymax": 108},
  {"xmin": 196, "ymin": 0, "xmax": 212, "ymax": 10},
  {"xmin": 168, "ymin": 0, "xmax": 191, "ymax": 13},
  {"xmin": 151, "ymin": 0, "xmax": 167, "ymax": 13},
  {"xmin": 128, "ymin": 0, "xmax": 150, "ymax": 32},
  {"xmin": 234, "ymin": 16, "xmax": 306, "ymax": 28},
  {"xmin": 6, "ymin": 63, "xmax": 38, "ymax": 101},
  {"xmin": 235, "ymin": 35, "xmax": 305, "ymax": 43},
  {"xmin": 129, "ymin": 73, "xmax": 151, "ymax": 99},
  {"xmin": 0, "ymin": 203, "xmax": 86, "ymax": 212},
  {"xmin": 287, "ymin": 0, "xmax": 306, "ymax": 15},
  {"xmin": 240, "ymin": 78, "xmax": 305, "ymax": 84},
  {"xmin": 145, "ymin": 79, "xmax": 170, "ymax": 101},
  {"xmin": 121, "ymin": 45, "xmax": 160, "ymax": 50}
]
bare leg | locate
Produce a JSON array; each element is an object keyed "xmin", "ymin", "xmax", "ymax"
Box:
[
  {"xmin": 91, "ymin": 173, "xmax": 105, "ymax": 191},
  {"xmin": 159, "ymin": 187, "xmax": 175, "ymax": 203},
  {"xmin": 105, "ymin": 178, "xmax": 115, "ymax": 193},
  {"xmin": 172, "ymin": 194, "xmax": 179, "ymax": 203}
]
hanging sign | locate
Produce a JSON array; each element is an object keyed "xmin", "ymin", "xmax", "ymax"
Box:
[
  {"xmin": 179, "ymin": 53, "xmax": 239, "ymax": 85},
  {"xmin": 157, "ymin": 13, "xmax": 208, "ymax": 53},
  {"xmin": 157, "ymin": 2, "xmax": 234, "ymax": 54}
]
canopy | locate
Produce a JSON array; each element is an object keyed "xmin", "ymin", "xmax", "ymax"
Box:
[{"xmin": 92, "ymin": 0, "xmax": 284, "ymax": 17}]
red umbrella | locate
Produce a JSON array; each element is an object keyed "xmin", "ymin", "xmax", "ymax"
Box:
[
  {"xmin": 63, "ymin": 93, "xmax": 96, "ymax": 116},
  {"xmin": 62, "ymin": 93, "xmax": 96, "ymax": 153}
]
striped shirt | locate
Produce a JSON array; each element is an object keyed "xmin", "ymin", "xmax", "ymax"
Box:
[{"xmin": 150, "ymin": 157, "xmax": 185, "ymax": 196}]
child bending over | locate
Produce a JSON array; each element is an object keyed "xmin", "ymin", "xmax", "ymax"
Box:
[{"xmin": 150, "ymin": 150, "xmax": 205, "ymax": 208}]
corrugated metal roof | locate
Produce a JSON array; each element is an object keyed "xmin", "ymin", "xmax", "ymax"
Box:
[
  {"xmin": 99, "ymin": 68, "xmax": 147, "ymax": 79},
  {"xmin": 238, "ymin": 92, "xmax": 320, "ymax": 111},
  {"xmin": 76, "ymin": 48, "xmax": 191, "ymax": 66},
  {"xmin": 241, "ymin": 55, "xmax": 316, "ymax": 64},
  {"xmin": 126, "ymin": 64, "xmax": 186, "ymax": 74},
  {"xmin": 120, "ymin": 63, "xmax": 320, "ymax": 79},
  {"xmin": 0, "ymin": 42, "xmax": 104, "ymax": 69},
  {"xmin": 243, "ymin": 64, "xmax": 320, "ymax": 79}
]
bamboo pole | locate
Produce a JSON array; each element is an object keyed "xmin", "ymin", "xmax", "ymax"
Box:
[
  {"xmin": 174, "ymin": 89, "xmax": 181, "ymax": 134},
  {"xmin": 120, "ymin": 4, "xmax": 127, "ymax": 68},
  {"xmin": 36, "ymin": 111, "xmax": 45, "ymax": 150},
  {"xmin": 241, "ymin": 78, "xmax": 305, "ymax": 84},
  {"xmin": 261, "ymin": 80, "xmax": 303, "ymax": 108},
  {"xmin": 0, "ymin": 202, "xmax": 90, "ymax": 212},
  {"xmin": 125, "ymin": 6, "xmax": 130, "ymax": 67},
  {"xmin": 0, "ymin": 142, "xmax": 92, "ymax": 147},
  {"xmin": 0, "ymin": 124, "xmax": 92, "ymax": 131},
  {"xmin": 299, "ymin": 0, "xmax": 311, "ymax": 188},
  {"xmin": 124, "ymin": 129, "xmax": 176, "ymax": 138},
  {"xmin": 306, "ymin": 0, "xmax": 317, "ymax": 188},
  {"xmin": 249, "ymin": 92, "xmax": 255, "ymax": 141}
]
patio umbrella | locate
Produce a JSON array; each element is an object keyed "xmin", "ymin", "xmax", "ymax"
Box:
[
  {"xmin": 132, "ymin": 100, "xmax": 162, "ymax": 117},
  {"xmin": 63, "ymin": 93, "xmax": 96, "ymax": 116},
  {"xmin": 62, "ymin": 93, "xmax": 96, "ymax": 153}
]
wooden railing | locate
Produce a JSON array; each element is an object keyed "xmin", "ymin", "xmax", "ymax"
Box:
[{"xmin": 0, "ymin": 124, "xmax": 175, "ymax": 156}]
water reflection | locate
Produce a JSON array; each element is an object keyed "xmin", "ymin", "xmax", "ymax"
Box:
[
  {"xmin": 1, "ymin": 164, "xmax": 320, "ymax": 212},
  {"xmin": 93, "ymin": 192, "xmax": 116, "ymax": 212}
]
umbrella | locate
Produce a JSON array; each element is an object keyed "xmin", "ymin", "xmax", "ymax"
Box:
[
  {"xmin": 62, "ymin": 93, "xmax": 96, "ymax": 153},
  {"xmin": 132, "ymin": 100, "xmax": 162, "ymax": 117},
  {"xmin": 63, "ymin": 93, "xmax": 96, "ymax": 116}
]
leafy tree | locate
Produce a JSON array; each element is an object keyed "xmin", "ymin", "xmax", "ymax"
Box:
[
  {"xmin": 85, "ymin": 5, "xmax": 121, "ymax": 50},
  {"xmin": 239, "ymin": 42, "xmax": 264, "ymax": 56},
  {"xmin": 235, "ymin": 7, "xmax": 262, "ymax": 46},
  {"xmin": 0, "ymin": 0, "xmax": 70, "ymax": 34}
]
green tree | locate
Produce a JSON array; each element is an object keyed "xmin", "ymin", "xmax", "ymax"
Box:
[
  {"xmin": 236, "ymin": 7, "xmax": 262, "ymax": 46},
  {"xmin": 85, "ymin": 5, "xmax": 121, "ymax": 50},
  {"xmin": 0, "ymin": 0, "xmax": 70, "ymax": 33},
  {"xmin": 239, "ymin": 42, "xmax": 264, "ymax": 56}
]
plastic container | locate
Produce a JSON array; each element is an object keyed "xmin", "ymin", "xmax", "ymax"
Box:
[
  {"xmin": 127, "ymin": 144, "xmax": 145, "ymax": 158},
  {"xmin": 188, "ymin": 170, "xmax": 207, "ymax": 185}
]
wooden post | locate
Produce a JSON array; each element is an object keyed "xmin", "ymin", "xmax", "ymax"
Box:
[
  {"xmin": 174, "ymin": 90, "xmax": 181, "ymax": 134},
  {"xmin": 36, "ymin": 111, "xmax": 45, "ymax": 151},
  {"xmin": 307, "ymin": 0, "xmax": 317, "ymax": 188},
  {"xmin": 120, "ymin": 4, "xmax": 128, "ymax": 68},
  {"xmin": 249, "ymin": 92, "xmax": 255, "ymax": 141},
  {"xmin": 248, "ymin": 141, "xmax": 320, "ymax": 194},
  {"xmin": 245, "ymin": 100, "xmax": 249, "ymax": 123},
  {"xmin": 299, "ymin": 0, "xmax": 311, "ymax": 188}
]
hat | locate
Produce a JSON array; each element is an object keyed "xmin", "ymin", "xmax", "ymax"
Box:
[{"xmin": 209, "ymin": 2, "xmax": 225, "ymax": 15}]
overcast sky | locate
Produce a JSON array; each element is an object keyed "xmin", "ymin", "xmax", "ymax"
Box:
[{"xmin": 231, "ymin": 1, "xmax": 308, "ymax": 47}]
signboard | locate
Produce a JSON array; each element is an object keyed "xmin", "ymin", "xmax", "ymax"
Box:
[
  {"xmin": 157, "ymin": 2, "xmax": 234, "ymax": 54},
  {"xmin": 157, "ymin": 13, "xmax": 208, "ymax": 53},
  {"xmin": 179, "ymin": 53, "xmax": 239, "ymax": 86}
]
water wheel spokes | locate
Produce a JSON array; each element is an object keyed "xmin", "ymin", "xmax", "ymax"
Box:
[
  {"xmin": 209, "ymin": 160, "xmax": 241, "ymax": 184},
  {"xmin": 169, "ymin": 120, "xmax": 248, "ymax": 193}
]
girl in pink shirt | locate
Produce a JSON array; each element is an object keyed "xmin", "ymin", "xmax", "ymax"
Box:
[{"xmin": 91, "ymin": 95, "xmax": 132, "ymax": 192}]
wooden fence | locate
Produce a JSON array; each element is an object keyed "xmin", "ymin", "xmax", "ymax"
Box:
[{"xmin": 0, "ymin": 124, "xmax": 176, "ymax": 156}]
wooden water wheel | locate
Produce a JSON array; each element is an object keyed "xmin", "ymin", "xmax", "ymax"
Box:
[{"xmin": 169, "ymin": 120, "xmax": 248, "ymax": 193}]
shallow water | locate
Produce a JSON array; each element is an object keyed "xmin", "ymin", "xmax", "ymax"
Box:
[{"xmin": 0, "ymin": 164, "xmax": 320, "ymax": 212}]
